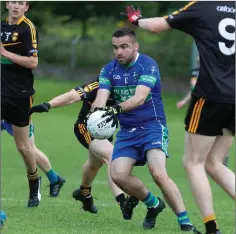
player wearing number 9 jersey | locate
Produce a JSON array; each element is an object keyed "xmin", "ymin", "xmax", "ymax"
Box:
[{"xmin": 122, "ymin": 2, "xmax": 235, "ymax": 234}]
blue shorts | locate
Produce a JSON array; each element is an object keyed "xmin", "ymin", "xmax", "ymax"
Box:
[
  {"xmin": 1, "ymin": 120, "xmax": 34, "ymax": 137},
  {"xmin": 112, "ymin": 122, "xmax": 169, "ymax": 166}
]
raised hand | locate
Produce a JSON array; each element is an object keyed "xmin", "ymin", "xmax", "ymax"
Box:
[{"xmin": 121, "ymin": 5, "xmax": 143, "ymax": 25}]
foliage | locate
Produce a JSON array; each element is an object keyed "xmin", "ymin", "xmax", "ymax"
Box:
[
  {"xmin": 1, "ymin": 1, "xmax": 194, "ymax": 78},
  {"xmin": 38, "ymin": 17, "xmax": 193, "ymax": 78}
]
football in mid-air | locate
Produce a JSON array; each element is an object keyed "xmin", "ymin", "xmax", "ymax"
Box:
[{"xmin": 86, "ymin": 109, "xmax": 116, "ymax": 140}]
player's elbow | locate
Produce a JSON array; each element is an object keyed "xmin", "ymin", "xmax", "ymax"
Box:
[
  {"xmin": 68, "ymin": 89, "xmax": 81, "ymax": 103},
  {"xmin": 30, "ymin": 64, "xmax": 38, "ymax": 70},
  {"xmin": 150, "ymin": 17, "xmax": 171, "ymax": 34},
  {"xmin": 150, "ymin": 28, "xmax": 162, "ymax": 34},
  {"xmin": 135, "ymin": 96, "xmax": 146, "ymax": 106},
  {"xmin": 29, "ymin": 57, "xmax": 38, "ymax": 70},
  {"xmin": 149, "ymin": 25, "xmax": 161, "ymax": 34}
]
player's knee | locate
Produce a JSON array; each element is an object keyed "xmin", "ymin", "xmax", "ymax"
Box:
[
  {"xmin": 101, "ymin": 153, "xmax": 112, "ymax": 165},
  {"xmin": 183, "ymin": 158, "xmax": 190, "ymax": 171},
  {"xmin": 183, "ymin": 156, "xmax": 197, "ymax": 171},
  {"xmin": 151, "ymin": 170, "xmax": 169, "ymax": 186},
  {"xmin": 205, "ymin": 160, "xmax": 219, "ymax": 175},
  {"xmin": 111, "ymin": 169, "xmax": 126, "ymax": 187},
  {"xmin": 16, "ymin": 143, "xmax": 34, "ymax": 156},
  {"xmin": 85, "ymin": 160, "xmax": 103, "ymax": 171}
]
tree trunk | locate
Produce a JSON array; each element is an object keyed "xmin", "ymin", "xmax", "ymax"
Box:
[{"xmin": 81, "ymin": 18, "xmax": 88, "ymax": 39}]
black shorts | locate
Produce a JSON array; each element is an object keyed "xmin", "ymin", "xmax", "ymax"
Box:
[
  {"xmin": 74, "ymin": 121, "xmax": 113, "ymax": 149},
  {"xmin": 1, "ymin": 95, "xmax": 33, "ymax": 127},
  {"xmin": 185, "ymin": 95, "xmax": 235, "ymax": 136}
]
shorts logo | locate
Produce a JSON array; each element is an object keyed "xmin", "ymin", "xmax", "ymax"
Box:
[{"xmin": 152, "ymin": 141, "xmax": 161, "ymax": 145}]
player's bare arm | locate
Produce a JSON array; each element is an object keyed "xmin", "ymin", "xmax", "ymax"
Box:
[
  {"xmin": 91, "ymin": 88, "xmax": 111, "ymax": 110},
  {"xmin": 138, "ymin": 17, "xmax": 171, "ymax": 34},
  {"xmin": 1, "ymin": 44, "xmax": 38, "ymax": 69},
  {"xmin": 119, "ymin": 85, "xmax": 151, "ymax": 112},
  {"xmin": 176, "ymin": 92, "xmax": 191, "ymax": 109},
  {"xmin": 29, "ymin": 89, "xmax": 82, "ymax": 115},
  {"xmin": 122, "ymin": 5, "xmax": 171, "ymax": 34},
  {"xmin": 48, "ymin": 89, "xmax": 82, "ymax": 108}
]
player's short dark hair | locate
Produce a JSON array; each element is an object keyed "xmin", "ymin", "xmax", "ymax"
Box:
[{"xmin": 112, "ymin": 28, "xmax": 137, "ymax": 41}]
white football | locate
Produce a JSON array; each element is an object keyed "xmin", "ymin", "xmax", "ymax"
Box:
[{"xmin": 87, "ymin": 110, "xmax": 116, "ymax": 140}]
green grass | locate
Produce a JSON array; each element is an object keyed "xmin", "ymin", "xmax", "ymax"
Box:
[{"xmin": 2, "ymin": 79, "xmax": 235, "ymax": 234}]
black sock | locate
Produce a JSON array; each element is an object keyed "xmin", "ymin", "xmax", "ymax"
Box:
[
  {"xmin": 205, "ymin": 220, "xmax": 219, "ymax": 233},
  {"xmin": 27, "ymin": 169, "xmax": 38, "ymax": 183},
  {"xmin": 80, "ymin": 185, "xmax": 91, "ymax": 197},
  {"xmin": 116, "ymin": 193, "xmax": 126, "ymax": 207}
]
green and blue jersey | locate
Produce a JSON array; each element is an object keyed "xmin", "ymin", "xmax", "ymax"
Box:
[{"xmin": 99, "ymin": 54, "xmax": 166, "ymax": 128}]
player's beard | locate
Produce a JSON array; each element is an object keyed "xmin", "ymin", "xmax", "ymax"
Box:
[
  {"xmin": 117, "ymin": 56, "xmax": 133, "ymax": 65},
  {"xmin": 117, "ymin": 57, "xmax": 126, "ymax": 64}
]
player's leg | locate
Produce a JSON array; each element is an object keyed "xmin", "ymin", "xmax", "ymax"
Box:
[
  {"xmin": 1, "ymin": 119, "xmax": 65, "ymax": 197},
  {"xmin": 205, "ymin": 130, "xmax": 235, "ymax": 199},
  {"xmin": 184, "ymin": 97, "xmax": 234, "ymax": 234},
  {"xmin": 0, "ymin": 122, "xmax": 7, "ymax": 223},
  {"xmin": 73, "ymin": 123, "xmax": 126, "ymax": 213},
  {"xmin": 111, "ymin": 130, "xmax": 165, "ymax": 229},
  {"xmin": 2, "ymin": 119, "xmax": 40, "ymax": 206},
  {"xmin": 73, "ymin": 150, "xmax": 103, "ymax": 214},
  {"xmin": 81, "ymin": 151, "xmax": 103, "ymax": 188},
  {"xmin": 183, "ymin": 133, "xmax": 218, "ymax": 233},
  {"xmin": 111, "ymin": 156, "xmax": 165, "ymax": 229},
  {"xmin": 146, "ymin": 149, "xmax": 198, "ymax": 232},
  {"xmin": 111, "ymin": 156, "xmax": 150, "ymax": 199},
  {"xmin": 222, "ymin": 153, "xmax": 229, "ymax": 167},
  {"xmin": 29, "ymin": 135, "xmax": 65, "ymax": 197},
  {"xmin": 89, "ymin": 139, "xmax": 126, "ymax": 208},
  {"xmin": 12, "ymin": 124, "xmax": 41, "ymax": 208},
  {"xmin": 8, "ymin": 96, "xmax": 41, "ymax": 207}
]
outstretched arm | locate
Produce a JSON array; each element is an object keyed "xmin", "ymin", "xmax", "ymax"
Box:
[
  {"xmin": 121, "ymin": 5, "xmax": 170, "ymax": 33},
  {"xmin": 123, "ymin": 3, "xmax": 199, "ymax": 35},
  {"xmin": 29, "ymin": 80, "xmax": 99, "ymax": 115},
  {"xmin": 29, "ymin": 89, "xmax": 82, "ymax": 115},
  {"xmin": 138, "ymin": 17, "xmax": 171, "ymax": 34},
  {"xmin": 48, "ymin": 89, "xmax": 81, "ymax": 108}
]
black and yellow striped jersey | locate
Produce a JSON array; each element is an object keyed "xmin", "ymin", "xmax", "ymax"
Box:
[
  {"xmin": 1, "ymin": 16, "xmax": 39, "ymax": 97},
  {"xmin": 74, "ymin": 80, "xmax": 116, "ymax": 123},
  {"xmin": 165, "ymin": 1, "xmax": 235, "ymax": 104}
]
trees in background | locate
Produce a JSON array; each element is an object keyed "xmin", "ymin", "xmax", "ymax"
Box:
[{"xmin": 1, "ymin": 1, "xmax": 191, "ymax": 78}]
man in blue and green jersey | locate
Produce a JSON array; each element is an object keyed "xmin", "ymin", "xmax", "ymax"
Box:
[{"xmin": 91, "ymin": 28, "xmax": 200, "ymax": 233}]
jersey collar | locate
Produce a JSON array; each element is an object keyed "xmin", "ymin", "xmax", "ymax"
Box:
[{"xmin": 6, "ymin": 15, "xmax": 25, "ymax": 25}]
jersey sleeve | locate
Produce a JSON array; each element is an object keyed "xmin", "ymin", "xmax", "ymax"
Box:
[
  {"xmin": 98, "ymin": 64, "xmax": 112, "ymax": 91},
  {"xmin": 74, "ymin": 80, "xmax": 99, "ymax": 101},
  {"xmin": 164, "ymin": 1, "xmax": 200, "ymax": 35},
  {"xmin": 23, "ymin": 23, "xmax": 39, "ymax": 57},
  {"xmin": 138, "ymin": 60, "xmax": 160, "ymax": 89}
]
